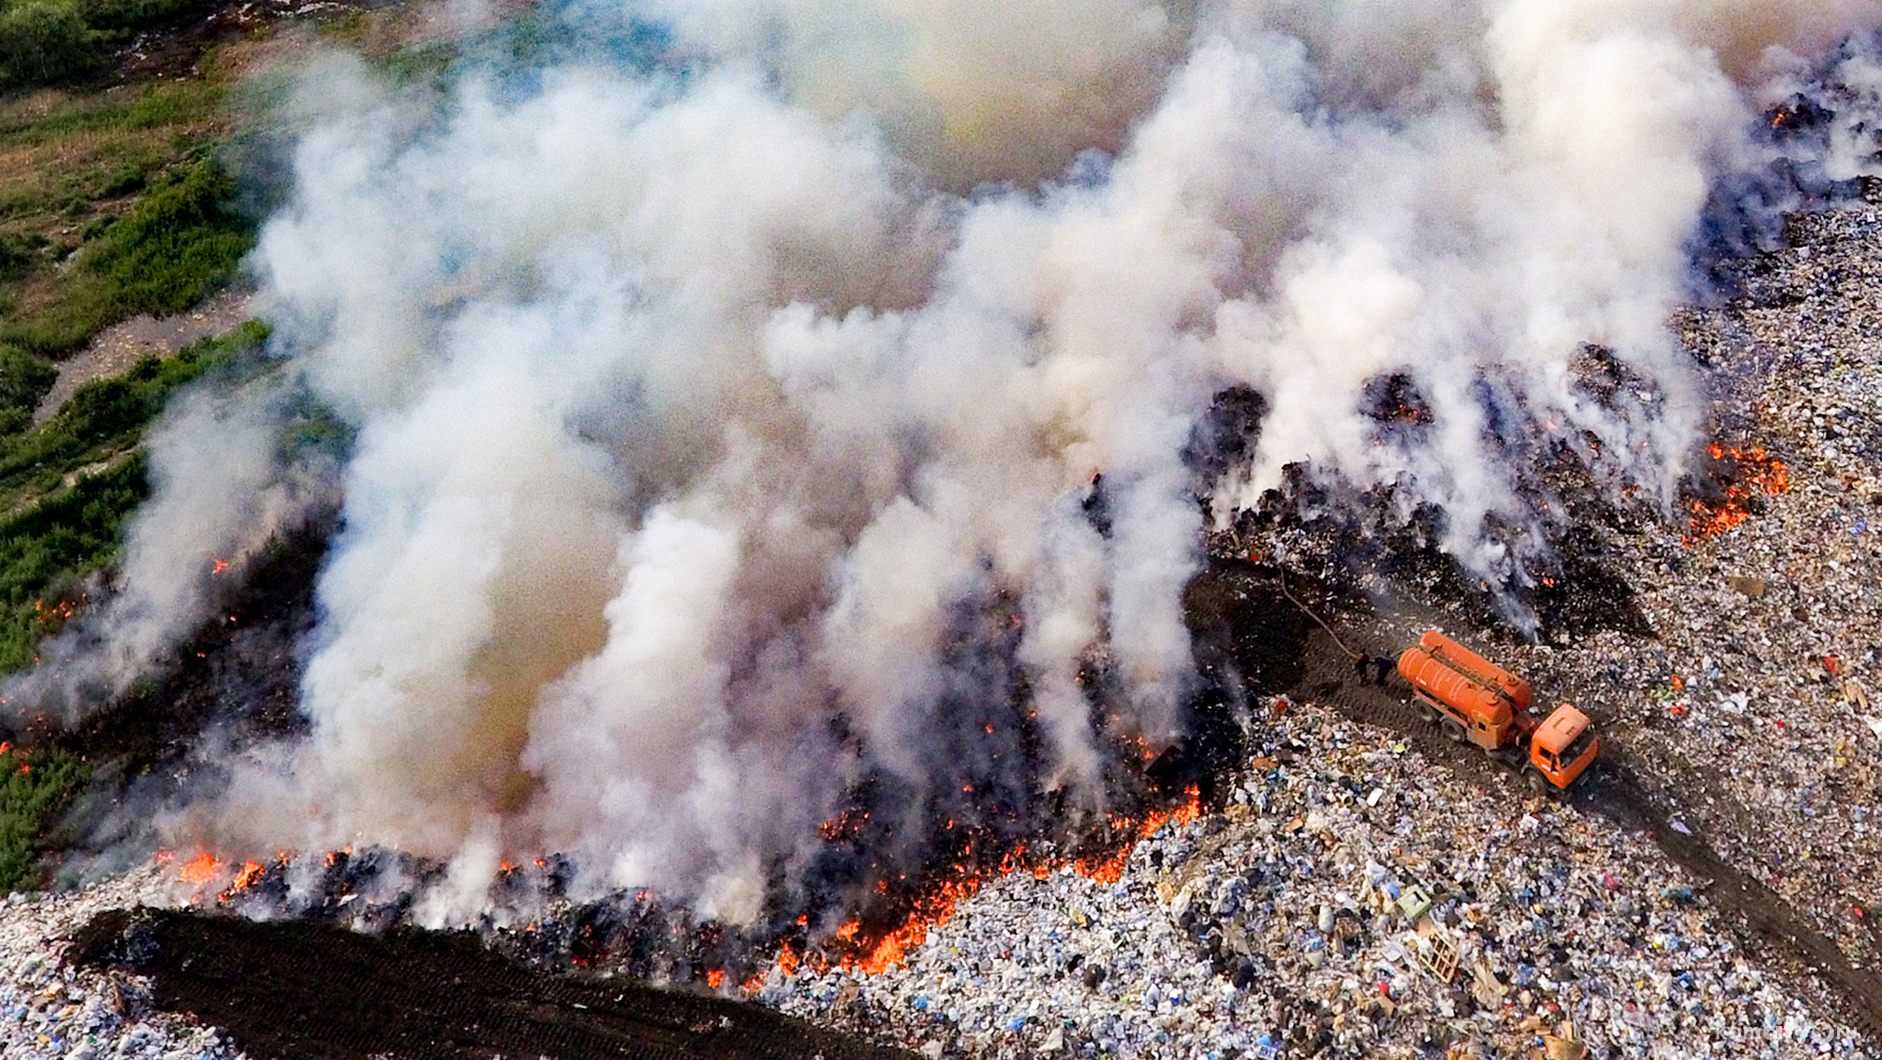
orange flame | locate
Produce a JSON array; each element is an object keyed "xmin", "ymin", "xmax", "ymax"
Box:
[
  {"xmin": 32, "ymin": 599, "xmax": 77, "ymax": 625},
  {"xmin": 230, "ymin": 860, "xmax": 264, "ymax": 890},
  {"xmin": 705, "ymin": 968, "xmax": 725, "ymax": 990},
  {"xmin": 797, "ymin": 786, "xmax": 1204, "ymax": 977},
  {"xmin": 179, "ymin": 853, "xmax": 222, "ymax": 886},
  {"xmin": 1687, "ymin": 445, "xmax": 1790, "ymax": 542},
  {"xmin": 1073, "ymin": 790, "xmax": 1202, "ymax": 884},
  {"xmin": 214, "ymin": 860, "xmax": 267, "ymax": 903}
]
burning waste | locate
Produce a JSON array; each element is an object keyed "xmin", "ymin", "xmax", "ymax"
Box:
[
  {"xmin": 1685, "ymin": 442, "xmax": 1794, "ymax": 541},
  {"xmin": 8, "ymin": 0, "xmax": 1882, "ymax": 1000}
]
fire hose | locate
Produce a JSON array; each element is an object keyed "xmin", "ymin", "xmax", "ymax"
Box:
[{"xmin": 1275, "ymin": 569, "xmax": 1363, "ymax": 661}]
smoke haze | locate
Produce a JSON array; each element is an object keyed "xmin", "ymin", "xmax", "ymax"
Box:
[{"xmin": 16, "ymin": 0, "xmax": 1882, "ymax": 922}]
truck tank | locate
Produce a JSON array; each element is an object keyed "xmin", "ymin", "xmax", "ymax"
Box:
[
  {"xmin": 1417, "ymin": 630, "xmax": 1530, "ymax": 713},
  {"xmin": 1397, "ymin": 644, "xmax": 1516, "ymax": 735}
]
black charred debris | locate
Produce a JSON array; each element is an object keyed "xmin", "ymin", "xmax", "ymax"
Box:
[{"xmin": 69, "ymin": 906, "xmax": 918, "ymax": 1060}]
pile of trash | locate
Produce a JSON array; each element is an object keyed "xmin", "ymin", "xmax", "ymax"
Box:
[
  {"xmin": 762, "ymin": 700, "xmax": 1865, "ymax": 1059},
  {"xmin": 1492, "ymin": 198, "xmax": 1882, "ymax": 968},
  {"xmin": 0, "ymin": 866, "xmax": 243, "ymax": 1060}
]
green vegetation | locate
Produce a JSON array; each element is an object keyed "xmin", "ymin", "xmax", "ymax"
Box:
[
  {"xmin": 0, "ymin": 344, "xmax": 53, "ymax": 433},
  {"xmin": 3, "ymin": 153, "xmax": 256, "ymax": 356},
  {"xmin": 0, "ymin": 742, "xmax": 87, "ymax": 892},
  {"xmin": 0, "ymin": 321, "xmax": 264, "ymax": 672},
  {"xmin": 0, "ymin": 76, "xmax": 246, "ymax": 436},
  {"xmin": 0, "ymin": 455, "xmax": 143, "ymax": 671},
  {"xmin": 0, "ymin": 25, "xmax": 277, "ymax": 677},
  {"xmin": 0, "ymin": 0, "xmax": 214, "ymax": 91},
  {"xmin": 0, "ymin": 321, "xmax": 261, "ymax": 499},
  {"xmin": 82, "ymin": 0, "xmax": 215, "ymax": 36},
  {"xmin": 0, "ymin": 0, "xmax": 100, "ymax": 90},
  {"xmin": 0, "ymin": 79, "xmax": 259, "ymax": 674},
  {"xmin": 0, "ymin": 75, "xmax": 237, "ymax": 361},
  {"xmin": 0, "ymin": 0, "xmax": 361, "ymax": 888}
]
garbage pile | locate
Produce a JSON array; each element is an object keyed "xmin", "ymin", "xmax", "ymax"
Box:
[
  {"xmin": 1486, "ymin": 199, "xmax": 1882, "ymax": 969},
  {"xmin": 763, "ymin": 700, "xmax": 1865, "ymax": 1059},
  {"xmin": 0, "ymin": 865, "xmax": 242, "ymax": 1060}
]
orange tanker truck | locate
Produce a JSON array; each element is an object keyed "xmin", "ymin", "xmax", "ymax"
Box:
[{"xmin": 1396, "ymin": 630, "xmax": 1599, "ymax": 790}]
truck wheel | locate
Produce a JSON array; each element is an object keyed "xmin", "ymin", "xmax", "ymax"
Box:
[
  {"xmin": 1442, "ymin": 720, "xmax": 1465, "ymax": 743},
  {"xmin": 1526, "ymin": 769, "xmax": 1550, "ymax": 795},
  {"xmin": 1418, "ymin": 701, "xmax": 1438, "ymax": 724}
]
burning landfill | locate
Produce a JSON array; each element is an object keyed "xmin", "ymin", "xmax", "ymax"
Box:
[{"xmin": 11, "ymin": 0, "xmax": 1882, "ymax": 1057}]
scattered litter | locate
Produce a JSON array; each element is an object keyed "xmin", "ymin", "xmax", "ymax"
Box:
[
  {"xmin": 767, "ymin": 701, "xmax": 1868, "ymax": 1058},
  {"xmin": 0, "ymin": 865, "xmax": 241, "ymax": 1060}
]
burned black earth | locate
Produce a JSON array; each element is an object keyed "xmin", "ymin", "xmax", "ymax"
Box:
[{"xmin": 68, "ymin": 906, "xmax": 917, "ymax": 1060}]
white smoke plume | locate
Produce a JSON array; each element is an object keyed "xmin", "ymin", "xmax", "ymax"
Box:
[
  {"xmin": 24, "ymin": 0, "xmax": 1882, "ymax": 921},
  {"xmin": 4, "ymin": 381, "xmax": 329, "ymax": 725}
]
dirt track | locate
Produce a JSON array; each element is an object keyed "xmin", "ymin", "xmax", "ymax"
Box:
[
  {"xmin": 70, "ymin": 907, "xmax": 916, "ymax": 1060},
  {"xmin": 1188, "ymin": 558, "xmax": 1882, "ymax": 1047}
]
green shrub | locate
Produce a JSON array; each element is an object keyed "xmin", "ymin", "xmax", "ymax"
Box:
[
  {"xmin": 1, "ymin": 157, "xmax": 256, "ymax": 357},
  {"xmin": 0, "ymin": 0, "xmax": 221, "ymax": 91},
  {"xmin": 84, "ymin": 156, "xmax": 253, "ymax": 316},
  {"xmin": 0, "ymin": 0, "xmax": 103, "ymax": 90},
  {"xmin": 0, "ymin": 345, "xmax": 54, "ymax": 428},
  {"xmin": 0, "ymin": 231, "xmax": 41, "ymax": 281},
  {"xmin": 0, "ymin": 321, "xmax": 264, "ymax": 672},
  {"xmin": 95, "ymin": 164, "xmax": 144, "ymax": 198},
  {"xmin": 77, "ymin": 213, "xmax": 116, "ymax": 241},
  {"xmin": 0, "ymin": 320, "xmax": 262, "ymax": 483},
  {"xmin": 0, "ymin": 743, "xmax": 88, "ymax": 893},
  {"xmin": 0, "ymin": 453, "xmax": 147, "ymax": 673},
  {"xmin": 61, "ymin": 374, "xmax": 147, "ymax": 437},
  {"xmin": 0, "ymin": 288, "xmax": 108, "ymax": 357}
]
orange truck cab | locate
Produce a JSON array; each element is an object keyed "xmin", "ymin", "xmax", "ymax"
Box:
[{"xmin": 1396, "ymin": 630, "xmax": 1599, "ymax": 789}]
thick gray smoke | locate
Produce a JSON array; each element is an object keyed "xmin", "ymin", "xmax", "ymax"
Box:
[{"xmin": 20, "ymin": 0, "xmax": 1882, "ymax": 921}]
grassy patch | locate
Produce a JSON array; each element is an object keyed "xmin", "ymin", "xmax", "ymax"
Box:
[
  {"xmin": 0, "ymin": 343, "xmax": 53, "ymax": 432},
  {"xmin": 0, "ymin": 320, "xmax": 263, "ymax": 673},
  {"xmin": 0, "ymin": 0, "xmax": 218, "ymax": 92},
  {"xmin": 2, "ymin": 153, "xmax": 254, "ymax": 357},
  {"xmin": 0, "ymin": 319, "xmax": 261, "ymax": 504},
  {"xmin": 0, "ymin": 76, "xmax": 235, "ymax": 362},
  {"xmin": 0, "ymin": 454, "xmax": 143, "ymax": 672},
  {"xmin": 0, "ymin": 742, "xmax": 87, "ymax": 892}
]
